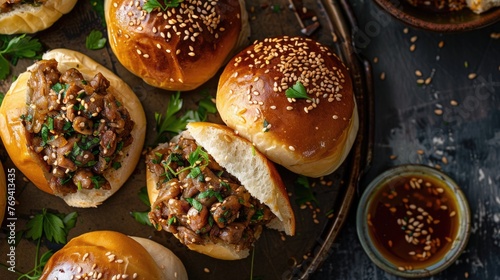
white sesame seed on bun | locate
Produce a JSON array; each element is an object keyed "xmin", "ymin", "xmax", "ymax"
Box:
[
  {"xmin": 105, "ymin": 0, "xmax": 250, "ymax": 91},
  {"xmin": 216, "ymin": 36, "xmax": 359, "ymax": 178}
]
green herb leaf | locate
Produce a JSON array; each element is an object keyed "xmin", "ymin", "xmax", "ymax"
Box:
[
  {"xmin": 154, "ymin": 91, "xmax": 216, "ymax": 144},
  {"xmin": 294, "ymin": 175, "xmax": 319, "ymax": 206},
  {"xmin": 130, "ymin": 211, "xmax": 152, "ymax": 226},
  {"xmin": 43, "ymin": 213, "xmax": 66, "ymax": 244},
  {"xmin": 0, "ymin": 92, "xmax": 4, "ymax": 106},
  {"xmin": 0, "ymin": 34, "xmax": 43, "ymax": 80},
  {"xmin": 143, "ymin": 0, "xmax": 184, "ymax": 12},
  {"xmin": 167, "ymin": 216, "xmax": 177, "ymax": 226},
  {"xmin": 185, "ymin": 197, "xmax": 203, "ymax": 212},
  {"xmin": 25, "ymin": 212, "xmax": 44, "ymax": 241},
  {"xmin": 138, "ymin": 186, "xmax": 151, "ymax": 207},
  {"xmin": 86, "ymin": 30, "xmax": 107, "ymax": 50},
  {"xmin": 112, "ymin": 162, "xmax": 122, "ymax": 170},
  {"xmin": 198, "ymin": 189, "xmax": 224, "ymax": 202},
  {"xmin": 285, "ymin": 81, "xmax": 310, "ymax": 100},
  {"xmin": 90, "ymin": 0, "xmax": 106, "ymax": 27}
]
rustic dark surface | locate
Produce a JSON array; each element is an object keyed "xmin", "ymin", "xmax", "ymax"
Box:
[
  {"xmin": 312, "ymin": 1, "xmax": 500, "ymax": 279},
  {"xmin": 0, "ymin": 0, "xmax": 499, "ymax": 279}
]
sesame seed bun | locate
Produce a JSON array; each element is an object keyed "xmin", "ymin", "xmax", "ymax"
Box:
[
  {"xmin": 0, "ymin": 162, "xmax": 5, "ymax": 223},
  {"xmin": 147, "ymin": 122, "xmax": 295, "ymax": 260},
  {"xmin": 0, "ymin": 48, "xmax": 146, "ymax": 208},
  {"xmin": 216, "ymin": 36, "xmax": 359, "ymax": 178},
  {"xmin": 105, "ymin": 0, "xmax": 250, "ymax": 91},
  {"xmin": 39, "ymin": 231, "xmax": 188, "ymax": 280},
  {"xmin": 0, "ymin": 0, "xmax": 78, "ymax": 34}
]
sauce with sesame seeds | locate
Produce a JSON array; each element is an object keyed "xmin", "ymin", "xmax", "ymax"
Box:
[{"xmin": 367, "ymin": 173, "xmax": 460, "ymax": 269}]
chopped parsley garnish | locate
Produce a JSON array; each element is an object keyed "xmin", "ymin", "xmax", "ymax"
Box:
[
  {"xmin": 185, "ymin": 197, "xmax": 203, "ymax": 212},
  {"xmin": 90, "ymin": 175, "xmax": 106, "ymax": 189},
  {"xmin": 198, "ymin": 189, "xmax": 224, "ymax": 203},
  {"xmin": 285, "ymin": 81, "xmax": 311, "ymax": 100},
  {"xmin": 130, "ymin": 187, "xmax": 153, "ymax": 226},
  {"xmin": 112, "ymin": 162, "xmax": 122, "ymax": 170}
]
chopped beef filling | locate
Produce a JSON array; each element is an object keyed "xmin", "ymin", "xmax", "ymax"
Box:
[
  {"xmin": 22, "ymin": 59, "xmax": 134, "ymax": 195},
  {"xmin": 147, "ymin": 137, "xmax": 275, "ymax": 252},
  {"xmin": 0, "ymin": 0, "xmax": 45, "ymax": 13}
]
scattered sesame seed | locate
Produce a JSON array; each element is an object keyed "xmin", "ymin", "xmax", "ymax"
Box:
[
  {"xmin": 468, "ymin": 73, "xmax": 477, "ymax": 80},
  {"xmin": 410, "ymin": 44, "xmax": 416, "ymax": 52}
]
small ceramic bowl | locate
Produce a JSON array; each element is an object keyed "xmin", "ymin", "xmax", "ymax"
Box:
[
  {"xmin": 373, "ymin": 0, "xmax": 500, "ymax": 32},
  {"xmin": 356, "ymin": 164, "xmax": 471, "ymax": 278}
]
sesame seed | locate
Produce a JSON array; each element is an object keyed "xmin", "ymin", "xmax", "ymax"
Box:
[{"xmin": 468, "ymin": 73, "xmax": 477, "ymax": 80}]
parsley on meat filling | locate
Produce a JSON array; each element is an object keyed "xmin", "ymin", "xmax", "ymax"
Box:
[
  {"xmin": 148, "ymin": 136, "xmax": 275, "ymax": 252},
  {"xmin": 22, "ymin": 59, "xmax": 134, "ymax": 195}
]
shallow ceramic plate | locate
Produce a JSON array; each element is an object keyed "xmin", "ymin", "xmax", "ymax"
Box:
[{"xmin": 374, "ymin": 0, "xmax": 500, "ymax": 32}]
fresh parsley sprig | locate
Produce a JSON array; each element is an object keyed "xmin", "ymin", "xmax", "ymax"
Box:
[
  {"xmin": 285, "ymin": 81, "xmax": 311, "ymax": 100},
  {"xmin": 143, "ymin": 0, "xmax": 184, "ymax": 12},
  {"xmin": 13, "ymin": 209, "xmax": 78, "ymax": 279},
  {"xmin": 154, "ymin": 91, "xmax": 216, "ymax": 144},
  {"xmin": 130, "ymin": 187, "xmax": 153, "ymax": 226},
  {"xmin": 85, "ymin": 30, "xmax": 107, "ymax": 50},
  {"xmin": 0, "ymin": 34, "xmax": 43, "ymax": 80}
]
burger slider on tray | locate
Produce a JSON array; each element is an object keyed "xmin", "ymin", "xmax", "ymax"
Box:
[
  {"xmin": 216, "ymin": 36, "xmax": 359, "ymax": 178},
  {"xmin": 147, "ymin": 122, "xmax": 295, "ymax": 260},
  {"xmin": 105, "ymin": 0, "xmax": 250, "ymax": 91},
  {"xmin": 0, "ymin": 49, "xmax": 146, "ymax": 207},
  {"xmin": 0, "ymin": 0, "xmax": 78, "ymax": 34},
  {"xmin": 39, "ymin": 231, "xmax": 188, "ymax": 280}
]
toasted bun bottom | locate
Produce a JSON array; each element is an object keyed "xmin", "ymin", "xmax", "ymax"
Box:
[
  {"xmin": 147, "ymin": 122, "xmax": 295, "ymax": 260},
  {"xmin": 0, "ymin": 49, "xmax": 146, "ymax": 207},
  {"xmin": 0, "ymin": 0, "xmax": 78, "ymax": 34},
  {"xmin": 40, "ymin": 231, "xmax": 187, "ymax": 280}
]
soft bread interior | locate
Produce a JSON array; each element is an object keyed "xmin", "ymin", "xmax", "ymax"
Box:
[{"xmin": 186, "ymin": 122, "xmax": 295, "ymax": 236}]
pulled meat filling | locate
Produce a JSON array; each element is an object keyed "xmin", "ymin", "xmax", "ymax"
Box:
[
  {"xmin": 0, "ymin": 0, "xmax": 45, "ymax": 13},
  {"xmin": 22, "ymin": 59, "xmax": 134, "ymax": 195},
  {"xmin": 148, "ymin": 137, "xmax": 275, "ymax": 252}
]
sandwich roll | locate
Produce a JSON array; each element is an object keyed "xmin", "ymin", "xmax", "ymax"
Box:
[
  {"xmin": 0, "ymin": 49, "xmax": 146, "ymax": 207},
  {"xmin": 40, "ymin": 231, "xmax": 188, "ymax": 280},
  {"xmin": 105, "ymin": 0, "xmax": 250, "ymax": 91},
  {"xmin": 216, "ymin": 36, "xmax": 359, "ymax": 178},
  {"xmin": 0, "ymin": 0, "xmax": 78, "ymax": 34},
  {"xmin": 147, "ymin": 122, "xmax": 295, "ymax": 260}
]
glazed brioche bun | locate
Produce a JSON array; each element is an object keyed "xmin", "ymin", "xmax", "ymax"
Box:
[
  {"xmin": 147, "ymin": 122, "xmax": 295, "ymax": 260},
  {"xmin": 216, "ymin": 36, "xmax": 359, "ymax": 178},
  {"xmin": 0, "ymin": 162, "xmax": 5, "ymax": 223},
  {"xmin": 40, "ymin": 231, "xmax": 188, "ymax": 280},
  {"xmin": 0, "ymin": 0, "xmax": 78, "ymax": 34},
  {"xmin": 0, "ymin": 49, "xmax": 146, "ymax": 207},
  {"xmin": 105, "ymin": 0, "xmax": 250, "ymax": 91}
]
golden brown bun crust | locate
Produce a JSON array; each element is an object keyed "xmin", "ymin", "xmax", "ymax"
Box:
[
  {"xmin": 105, "ymin": 0, "xmax": 248, "ymax": 91},
  {"xmin": 0, "ymin": 162, "xmax": 5, "ymax": 222},
  {"xmin": 217, "ymin": 36, "xmax": 359, "ymax": 178},
  {"xmin": 39, "ymin": 231, "xmax": 164, "ymax": 280},
  {"xmin": 147, "ymin": 122, "xmax": 295, "ymax": 260},
  {"xmin": 0, "ymin": 0, "xmax": 78, "ymax": 34},
  {"xmin": 0, "ymin": 49, "xmax": 147, "ymax": 207}
]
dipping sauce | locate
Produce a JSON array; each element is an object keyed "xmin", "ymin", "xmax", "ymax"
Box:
[{"xmin": 366, "ymin": 173, "xmax": 459, "ymax": 272}]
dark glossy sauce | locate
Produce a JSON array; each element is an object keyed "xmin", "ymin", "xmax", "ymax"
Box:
[{"xmin": 367, "ymin": 174, "xmax": 459, "ymax": 271}]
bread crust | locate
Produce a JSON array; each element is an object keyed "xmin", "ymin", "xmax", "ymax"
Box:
[
  {"xmin": 217, "ymin": 36, "xmax": 359, "ymax": 177},
  {"xmin": 40, "ymin": 231, "xmax": 187, "ymax": 280},
  {"xmin": 0, "ymin": 0, "xmax": 78, "ymax": 34},
  {"xmin": 147, "ymin": 122, "xmax": 295, "ymax": 260},
  {"xmin": 105, "ymin": 0, "xmax": 250, "ymax": 91},
  {"xmin": 0, "ymin": 49, "xmax": 146, "ymax": 207}
]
